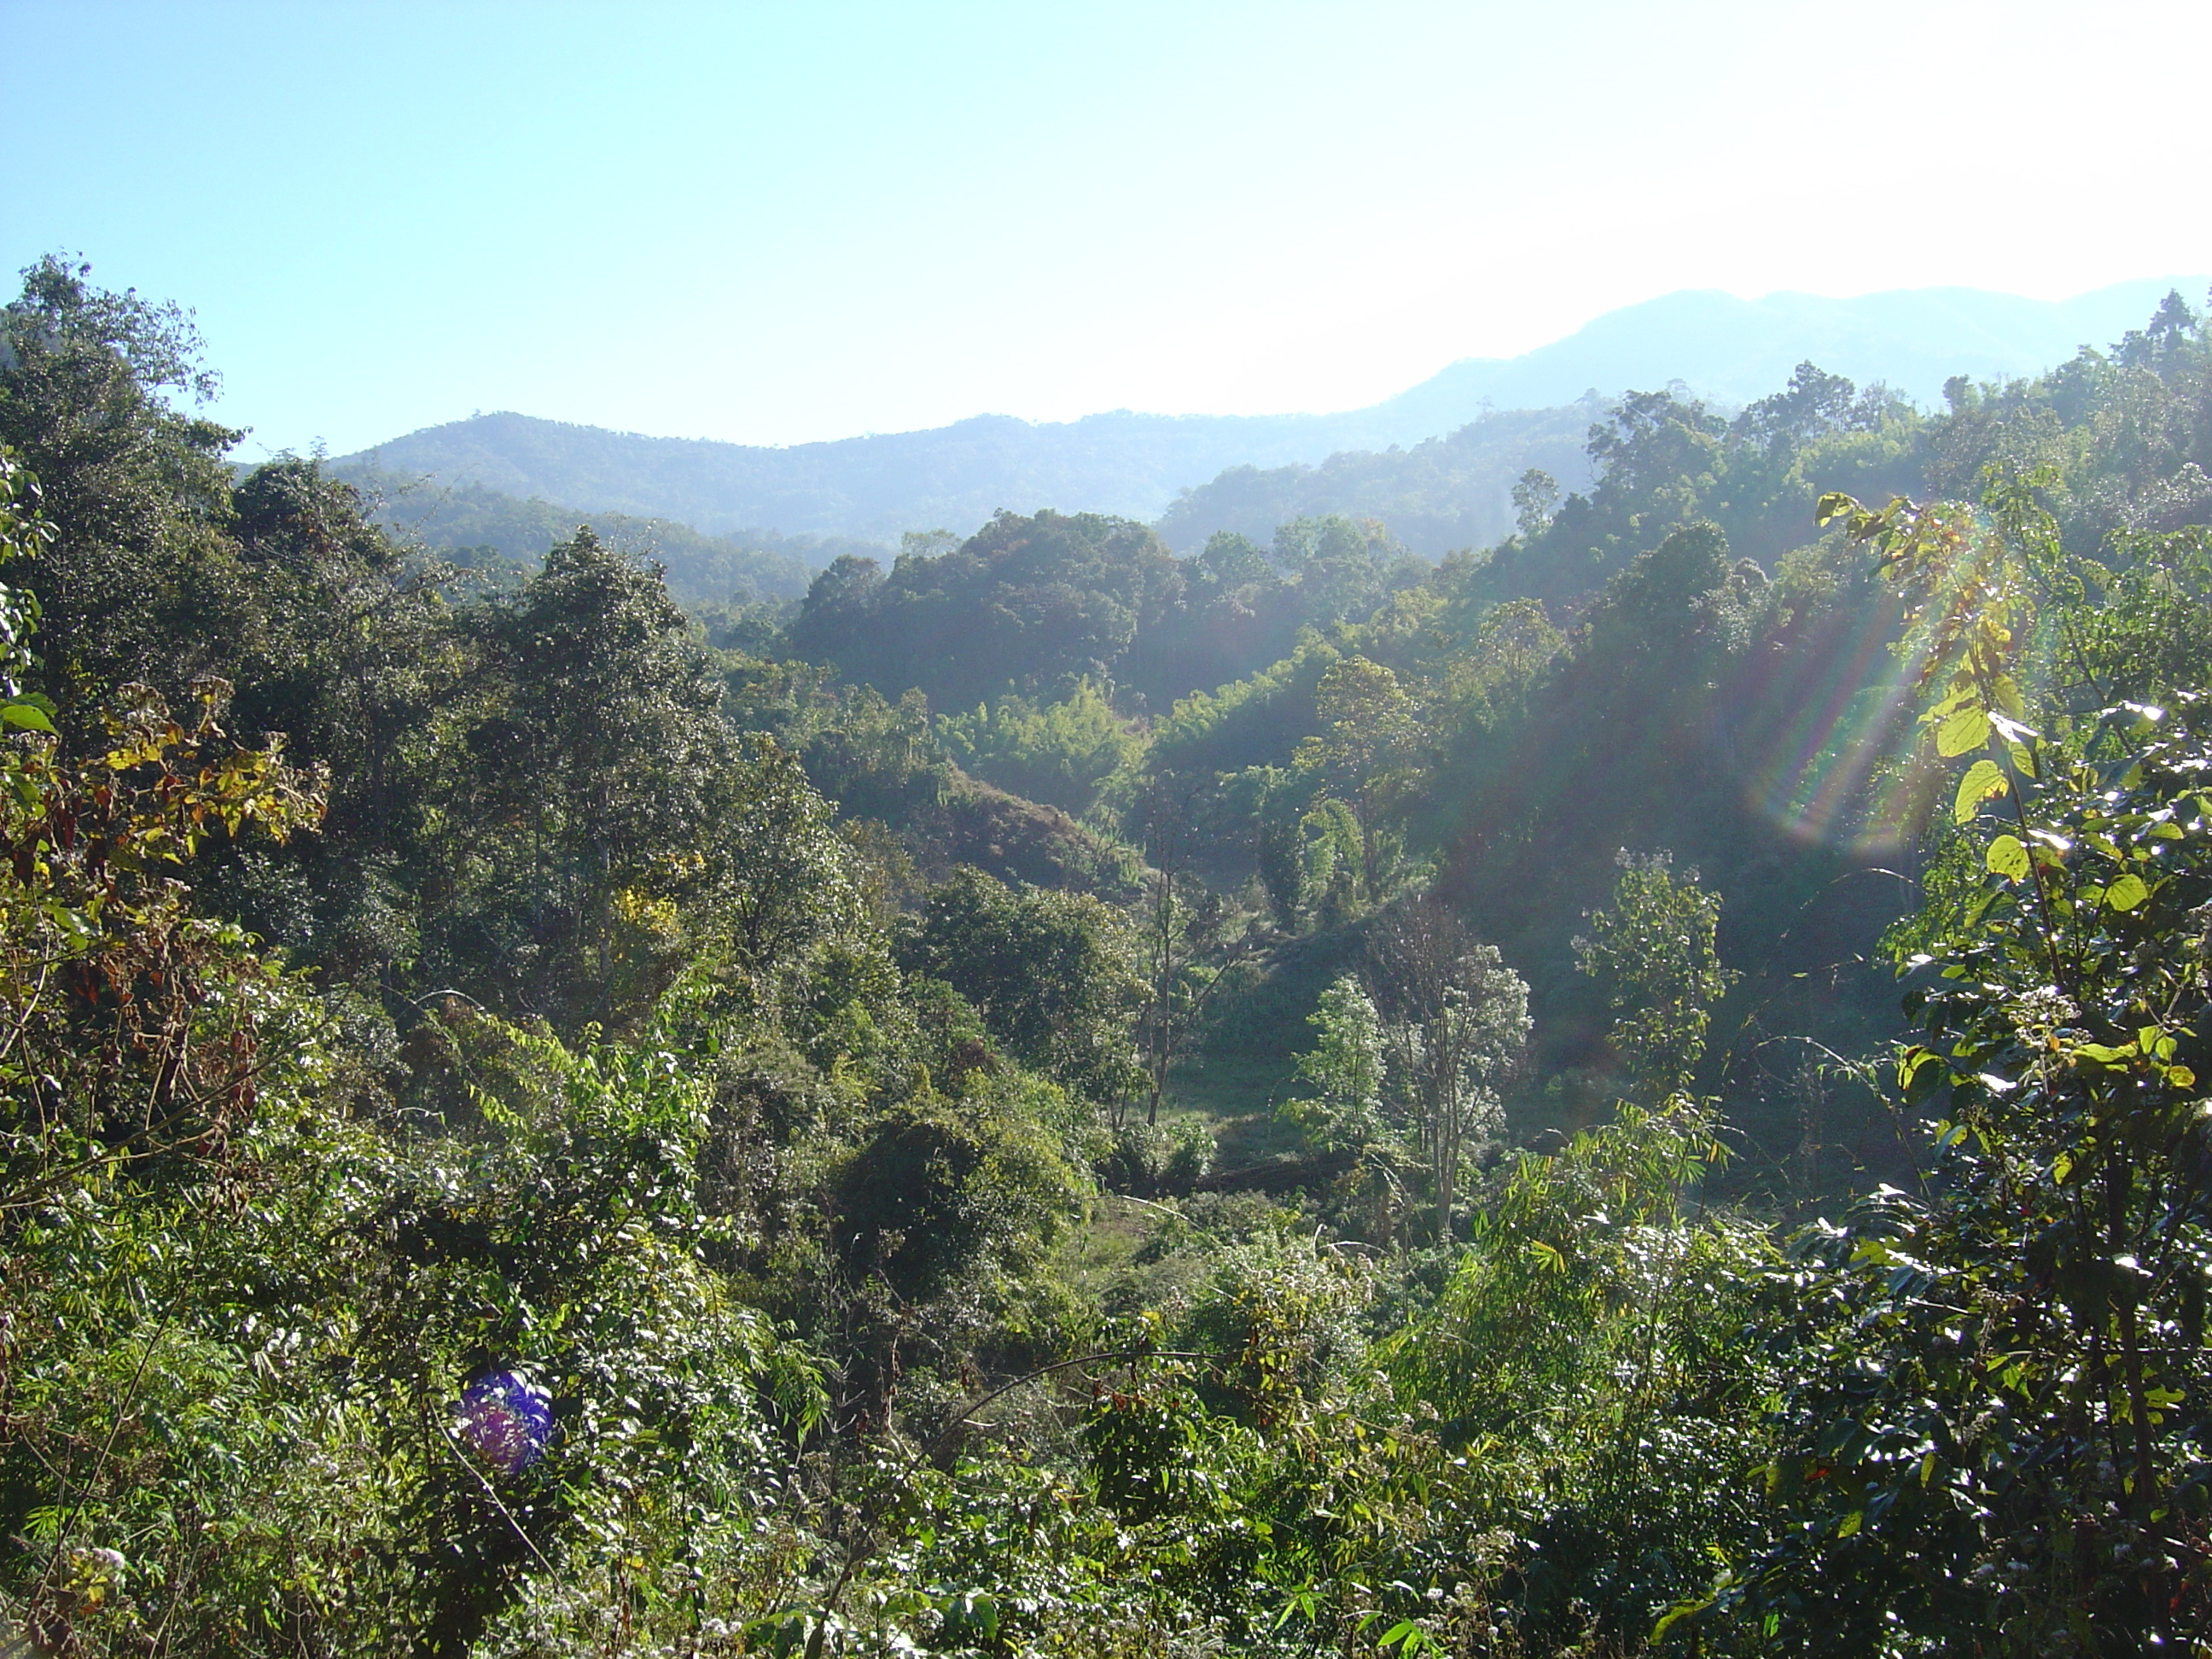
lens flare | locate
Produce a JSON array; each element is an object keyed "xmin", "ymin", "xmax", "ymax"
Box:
[
  {"xmin": 1737, "ymin": 590, "xmax": 1932, "ymax": 853},
  {"xmin": 456, "ymin": 1369, "xmax": 552, "ymax": 1476}
]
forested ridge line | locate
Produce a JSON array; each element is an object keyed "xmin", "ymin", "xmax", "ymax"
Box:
[
  {"xmin": 6, "ymin": 253, "xmax": 2212, "ymax": 1656},
  {"xmin": 324, "ymin": 279, "xmax": 2200, "ymax": 554}
]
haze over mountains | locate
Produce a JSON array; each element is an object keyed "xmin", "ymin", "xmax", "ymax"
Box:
[{"xmin": 335, "ymin": 277, "xmax": 2205, "ymax": 562}]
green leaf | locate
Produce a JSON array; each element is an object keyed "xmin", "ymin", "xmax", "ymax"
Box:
[
  {"xmin": 1836, "ymin": 1510, "xmax": 1863, "ymax": 1539},
  {"xmin": 2105, "ymin": 873, "xmax": 2149, "ymax": 911},
  {"xmin": 1901, "ymin": 1048, "xmax": 1948, "ymax": 1104},
  {"xmin": 2, "ymin": 700, "xmax": 55, "ymax": 733},
  {"xmin": 1652, "ymin": 1599, "xmax": 1712, "ymax": 1641},
  {"xmin": 942, "ymin": 1592, "xmax": 998, "ymax": 1642},
  {"xmin": 1986, "ymin": 835, "xmax": 2029, "ymax": 881},
  {"xmin": 1953, "ymin": 760, "xmax": 2005, "ymax": 824},
  {"xmin": 1937, "ymin": 704, "xmax": 1990, "ymax": 758}
]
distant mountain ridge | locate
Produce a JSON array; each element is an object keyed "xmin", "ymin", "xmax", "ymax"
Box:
[
  {"xmin": 331, "ymin": 277, "xmax": 2207, "ymax": 553},
  {"xmin": 1369, "ymin": 281, "xmax": 2209, "ymax": 431},
  {"xmin": 336, "ymin": 405, "xmax": 1362, "ymax": 544},
  {"xmin": 347, "ymin": 474, "xmax": 839, "ymax": 606}
]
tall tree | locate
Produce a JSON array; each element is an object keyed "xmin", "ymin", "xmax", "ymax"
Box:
[
  {"xmin": 1128, "ymin": 775, "xmax": 1255, "ymax": 1126},
  {"xmin": 0, "ymin": 256, "xmax": 247, "ymax": 715},
  {"xmin": 1573, "ymin": 849, "xmax": 1733, "ymax": 1102},
  {"xmin": 898, "ymin": 865, "xmax": 1144, "ymax": 1109},
  {"xmin": 1370, "ymin": 897, "xmax": 1530, "ymax": 1242},
  {"xmin": 434, "ymin": 527, "xmax": 739, "ymax": 1031},
  {"xmin": 1295, "ymin": 655, "xmax": 1424, "ymax": 905}
]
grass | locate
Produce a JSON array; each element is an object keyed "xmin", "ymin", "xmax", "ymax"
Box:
[
  {"xmin": 1162, "ymin": 1051, "xmax": 1307, "ymax": 1176},
  {"xmin": 1163, "ymin": 1051, "xmax": 1295, "ymax": 1123}
]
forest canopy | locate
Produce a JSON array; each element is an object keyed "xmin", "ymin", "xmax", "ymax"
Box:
[{"xmin": 6, "ymin": 252, "xmax": 2212, "ymax": 1656}]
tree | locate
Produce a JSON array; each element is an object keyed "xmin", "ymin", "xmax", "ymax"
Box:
[
  {"xmin": 434, "ymin": 527, "xmax": 743, "ymax": 1031},
  {"xmin": 1196, "ymin": 528, "xmax": 1268, "ymax": 587},
  {"xmin": 1679, "ymin": 490, "xmax": 2212, "ymax": 1650},
  {"xmin": 783, "ymin": 550, "xmax": 884, "ymax": 670},
  {"xmin": 0, "ymin": 256, "xmax": 248, "ymax": 717},
  {"xmin": 1438, "ymin": 595, "xmax": 1563, "ymax": 729},
  {"xmin": 786, "ymin": 509, "xmax": 1182, "ymax": 709},
  {"xmin": 1733, "ymin": 360, "xmax": 1864, "ymax": 453},
  {"xmin": 1269, "ymin": 514, "xmax": 1400, "ymax": 625},
  {"xmin": 1572, "ymin": 848, "xmax": 1732, "ymax": 1102},
  {"xmin": 936, "ymin": 676, "xmax": 1140, "ymax": 817},
  {"xmin": 0, "ymin": 444, "xmax": 329, "ymax": 1194},
  {"xmin": 898, "ymin": 865, "xmax": 1144, "ymax": 1108},
  {"xmin": 2113, "ymin": 286, "xmax": 2199, "ymax": 369},
  {"xmin": 832, "ymin": 1090, "xmax": 1084, "ymax": 1422},
  {"xmin": 1284, "ymin": 974, "xmax": 1387, "ymax": 1152},
  {"xmin": 1294, "ymin": 655, "xmax": 1424, "ymax": 905},
  {"xmin": 1386, "ymin": 1101, "xmax": 1764, "ymax": 1651},
  {"xmin": 708, "ymin": 735, "xmax": 870, "ymax": 1009},
  {"xmin": 1511, "ymin": 467, "xmax": 1559, "ymax": 538},
  {"xmin": 201, "ymin": 458, "xmax": 460, "ymax": 986},
  {"xmin": 1127, "ymin": 775, "xmax": 1257, "ymax": 1126},
  {"xmin": 1247, "ymin": 765, "xmax": 1310, "ymax": 929},
  {"xmin": 0, "ymin": 445, "xmax": 52, "ymax": 716},
  {"xmin": 1370, "ymin": 897, "xmax": 1530, "ymax": 1243},
  {"xmin": 1584, "ymin": 386, "xmax": 1726, "ymax": 502}
]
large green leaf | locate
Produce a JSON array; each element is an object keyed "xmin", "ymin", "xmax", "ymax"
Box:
[
  {"xmin": 2, "ymin": 698, "xmax": 55, "ymax": 733},
  {"xmin": 1936, "ymin": 704, "xmax": 1990, "ymax": 758},
  {"xmin": 2104, "ymin": 872, "xmax": 2150, "ymax": 911},
  {"xmin": 1953, "ymin": 760, "xmax": 2005, "ymax": 824}
]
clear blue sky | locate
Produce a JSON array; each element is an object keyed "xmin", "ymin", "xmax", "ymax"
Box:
[{"xmin": 3, "ymin": 0, "xmax": 2203, "ymax": 459}]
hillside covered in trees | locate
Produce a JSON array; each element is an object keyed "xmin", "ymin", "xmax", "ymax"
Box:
[
  {"xmin": 337, "ymin": 470, "xmax": 846, "ymax": 608},
  {"xmin": 326, "ymin": 281, "xmax": 2198, "ymax": 552},
  {"xmin": 8, "ymin": 253, "xmax": 2212, "ymax": 1657}
]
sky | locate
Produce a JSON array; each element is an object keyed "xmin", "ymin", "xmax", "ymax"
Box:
[{"xmin": 3, "ymin": 0, "xmax": 2205, "ymax": 460}]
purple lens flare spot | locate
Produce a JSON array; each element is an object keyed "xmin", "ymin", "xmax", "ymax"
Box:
[{"xmin": 455, "ymin": 1368, "xmax": 552, "ymax": 1476}]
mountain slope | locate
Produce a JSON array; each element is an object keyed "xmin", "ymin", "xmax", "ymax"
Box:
[
  {"xmin": 1364, "ymin": 278, "xmax": 2204, "ymax": 431},
  {"xmin": 349, "ymin": 472, "xmax": 857, "ymax": 604},
  {"xmin": 1155, "ymin": 404, "xmax": 1598, "ymax": 556},
  {"xmin": 331, "ymin": 278, "xmax": 2207, "ymax": 549},
  {"xmin": 334, "ymin": 408, "xmax": 1362, "ymax": 544}
]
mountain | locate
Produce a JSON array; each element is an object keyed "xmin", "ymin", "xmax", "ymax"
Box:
[
  {"xmin": 333, "ymin": 408, "xmax": 1364, "ymax": 547},
  {"xmin": 330, "ymin": 278, "xmax": 2207, "ymax": 552},
  {"xmin": 1359, "ymin": 278, "xmax": 2209, "ymax": 432},
  {"xmin": 1154, "ymin": 404, "xmax": 1599, "ymax": 556},
  {"xmin": 346, "ymin": 472, "xmax": 856, "ymax": 606}
]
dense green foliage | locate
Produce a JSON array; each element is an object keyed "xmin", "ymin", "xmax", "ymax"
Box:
[
  {"xmin": 329, "ymin": 405, "xmax": 1470, "ymax": 547},
  {"xmin": 9, "ymin": 253, "xmax": 2212, "ymax": 1657},
  {"xmin": 340, "ymin": 469, "xmax": 834, "ymax": 607},
  {"xmin": 788, "ymin": 510, "xmax": 1428, "ymax": 712},
  {"xmin": 936, "ymin": 678, "xmax": 1139, "ymax": 818},
  {"xmin": 1153, "ymin": 405, "xmax": 1594, "ymax": 557}
]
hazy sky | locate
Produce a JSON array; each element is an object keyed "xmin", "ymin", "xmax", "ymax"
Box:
[{"xmin": 3, "ymin": 0, "xmax": 2203, "ymax": 459}]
